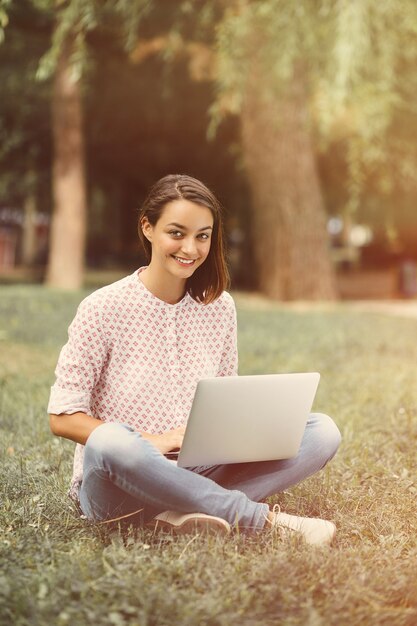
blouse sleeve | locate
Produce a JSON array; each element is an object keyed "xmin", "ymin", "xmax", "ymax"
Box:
[
  {"xmin": 47, "ymin": 295, "xmax": 108, "ymax": 415},
  {"xmin": 217, "ymin": 295, "xmax": 238, "ymax": 377}
]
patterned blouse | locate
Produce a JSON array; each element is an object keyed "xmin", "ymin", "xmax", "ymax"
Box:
[{"xmin": 47, "ymin": 267, "xmax": 238, "ymax": 498}]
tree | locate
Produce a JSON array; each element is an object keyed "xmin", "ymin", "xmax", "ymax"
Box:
[
  {"xmin": 45, "ymin": 29, "xmax": 86, "ymax": 287},
  {"xmin": 33, "ymin": 0, "xmax": 152, "ymax": 289},
  {"xmin": 213, "ymin": 0, "xmax": 417, "ymax": 299},
  {"xmin": 239, "ymin": 61, "xmax": 336, "ymax": 299}
]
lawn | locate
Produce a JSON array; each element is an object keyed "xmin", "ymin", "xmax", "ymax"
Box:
[{"xmin": 1, "ymin": 285, "xmax": 417, "ymax": 626}]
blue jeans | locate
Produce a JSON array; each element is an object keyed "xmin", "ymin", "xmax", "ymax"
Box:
[{"xmin": 79, "ymin": 413, "xmax": 341, "ymax": 530}]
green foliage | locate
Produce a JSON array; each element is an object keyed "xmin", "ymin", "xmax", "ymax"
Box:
[
  {"xmin": 35, "ymin": 0, "xmax": 99, "ymax": 81},
  {"xmin": 34, "ymin": 0, "xmax": 153, "ymax": 81},
  {"xmin": 214, "ymin": 0, "xmax": 417, "ymax": 213},
  {"xmin": 215, "ymin": 0, "xmax": 417, "ymax": 136},
  {"xmin": 0, "ymin": 0, "xmax": 11, "ymax": 43},
  {"xmin": 111, "ymin": 0, "xmax": 153, "ymax": 52},
  {"xmin": 2, "ymin": 286, "xmax": 417, "ymax": 623}
]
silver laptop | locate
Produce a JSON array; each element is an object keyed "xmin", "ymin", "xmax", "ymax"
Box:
[{"xmin": 173, "ymin": 372, "xmax": 320, "ymax": 468}]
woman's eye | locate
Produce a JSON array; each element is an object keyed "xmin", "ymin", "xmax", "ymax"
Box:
[
  {"xmin": 169, "ymin": 230, "xmax": 183, "ymax": 238},
  {"xmin": 198, "ymin": 233, "xmax": 210, "ymax": 241}
]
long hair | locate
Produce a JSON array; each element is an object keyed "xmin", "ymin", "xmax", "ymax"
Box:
[{"xmin": 138, "ymin": 174, "xmax": 230, "ymax": 304}]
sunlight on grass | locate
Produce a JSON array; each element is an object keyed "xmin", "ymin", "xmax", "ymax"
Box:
[{"xmin": 1, "ymin": 286, "xmax": 417, "ymax": 625}]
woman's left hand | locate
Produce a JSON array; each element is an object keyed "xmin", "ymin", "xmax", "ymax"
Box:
[{"xmin": 141, "ymin": 426, "xmax": 185, "ymax": 455}]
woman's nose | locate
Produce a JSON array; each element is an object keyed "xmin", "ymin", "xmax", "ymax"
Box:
[{"xmin": 181, "ymin": 238, "xmax": 197, "ymax": 256}]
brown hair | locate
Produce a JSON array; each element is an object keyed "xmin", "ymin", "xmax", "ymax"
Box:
[{"xmin": 138, "ymin": 174, "xmax": 230, "ymax": 304}]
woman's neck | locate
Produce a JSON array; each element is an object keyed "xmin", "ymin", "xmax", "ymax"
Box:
[{"xmin": 139, "ymin": 266, "xmax": 186, "ymax": 304}]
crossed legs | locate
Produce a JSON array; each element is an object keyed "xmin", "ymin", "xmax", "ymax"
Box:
[{"xmin": 79, "ymin": 414, "xmax": 341, "ymax": 530}]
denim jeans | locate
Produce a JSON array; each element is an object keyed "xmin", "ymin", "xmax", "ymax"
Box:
[{"xmin": 79, "ymin": 413, "xmax": 341, "ymax": 530}]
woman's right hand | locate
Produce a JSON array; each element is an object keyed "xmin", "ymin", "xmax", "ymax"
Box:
[{"xmin": 141, "ymin": 426, "xmax": 186, "ymax": 455}]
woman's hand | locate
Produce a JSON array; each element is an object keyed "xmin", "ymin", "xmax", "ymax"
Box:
[{"xmin": 141, "ymin": 426, "xmax": 186, "ymax": 455}]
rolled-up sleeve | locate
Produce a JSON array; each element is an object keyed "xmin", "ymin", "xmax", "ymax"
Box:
[
  {"xmin": 47, "ymin": 296, "xmax": 108, "ymax": 415},
  {"xmin": 217, "ymin": 297, "xmax": 238, "ymax": 377}
]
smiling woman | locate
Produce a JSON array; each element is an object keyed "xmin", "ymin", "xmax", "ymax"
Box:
[
  {"xmin": 137, "ymin": 175, "xmax": 229, "ymax": 304},
  {"xmin": 48, "ymin": 173, "xmax": 341, "ymax": 543},
  {"xmin": 139, "ymin": 198, "xmax": 214, "ymax": 304}
]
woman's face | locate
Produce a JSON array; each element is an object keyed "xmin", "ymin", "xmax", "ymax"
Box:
[{"xmin": 141, "ymin": 199, "xmax": 214, "ymax": 281}]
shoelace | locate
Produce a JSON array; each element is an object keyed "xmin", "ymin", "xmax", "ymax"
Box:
[
  {"xmin": 272, "ymin": 503, "xmax": 281, "ymax": 516},
  {"xmin": 264, "ymin": 503, "xmax": 283, "ymax": 531},
  {"xmin": 269, "ymin": 503, "xmax": 299, "ymax": 538}
]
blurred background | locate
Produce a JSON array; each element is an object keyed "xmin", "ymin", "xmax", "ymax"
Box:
[{"xmin": 1, "ymin": 0, "xmax": 417, "ymax": 300}]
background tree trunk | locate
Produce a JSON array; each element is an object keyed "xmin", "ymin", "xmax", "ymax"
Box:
[
  {"xmin": 241, "ymin": 66, "xmax": 337, "ymax": 300},
  {"xmin": 45, "ymin": 35, "xmax": 87, "ymax": 289},
  {"xmin": 22, "ymin": 177, "xmax": 37, "ymax": 266}
]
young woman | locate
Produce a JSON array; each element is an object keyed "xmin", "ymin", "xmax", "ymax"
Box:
[{"xmin": 48, "ymin": 174, "xmax": 341, "ymax": 545}]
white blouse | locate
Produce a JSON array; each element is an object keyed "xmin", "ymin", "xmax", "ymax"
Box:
[{"xmin": 48, "ymin": 267, "xmax": 238, "ymax": 497}]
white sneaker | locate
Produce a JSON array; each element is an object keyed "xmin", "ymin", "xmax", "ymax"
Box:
[
  {"xmin": 270, "ymin": 505, "xmax": 336, "ymax": 546},
  {"xmin": 149, "ymin": 510, "xmax": 231, "ymax": 535}
]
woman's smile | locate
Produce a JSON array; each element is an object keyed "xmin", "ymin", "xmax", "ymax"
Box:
[{"xmin": 171, "ymin": 255, "xmax": 197, "ymax": 266}]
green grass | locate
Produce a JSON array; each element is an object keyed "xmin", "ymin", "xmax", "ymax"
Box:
[{"xmin": 2, "ymin": 285, "xmax": 417, "ymax": 625}]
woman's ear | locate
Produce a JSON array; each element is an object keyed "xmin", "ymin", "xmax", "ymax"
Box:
[{"xmin": 141, "ymin": 217, "xmax": 153, "ymax": 242}]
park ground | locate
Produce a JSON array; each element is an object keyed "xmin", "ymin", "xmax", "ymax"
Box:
[{"xmin": 1, "ymin": 285, "xmax": 417, "ymax": 626}]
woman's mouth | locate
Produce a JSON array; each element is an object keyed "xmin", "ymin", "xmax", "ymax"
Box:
[{"xmin": 172, "ymin": 256, "xmax": 196, "ymax": 266}]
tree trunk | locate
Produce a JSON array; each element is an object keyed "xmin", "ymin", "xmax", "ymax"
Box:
[
  {"xmin": 22, "ymin": 181, "xmax": 37, "ymax": 266},
  {"xmin": 45, "ymin": 35, "xmax": 87, "ymax": 289},
  {"xmin": 241, "ymin": 67, "xmax": 337, "ymax": 300}
]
